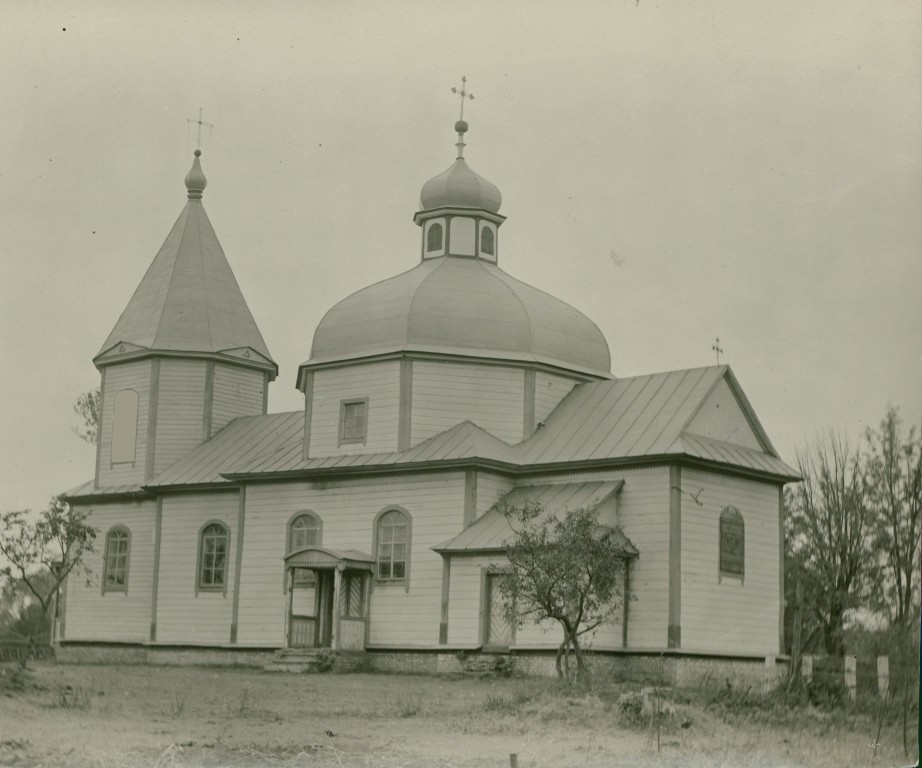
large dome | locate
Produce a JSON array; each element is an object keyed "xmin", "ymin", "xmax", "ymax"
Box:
[{"xmin": 307, "ymin": 257, "xmax": 611, "ymax": 376}]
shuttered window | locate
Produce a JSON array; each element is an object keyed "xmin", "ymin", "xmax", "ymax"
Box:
[{"xmin": 719, "ymin": 506, "xmax": 745, "ymax": 580}]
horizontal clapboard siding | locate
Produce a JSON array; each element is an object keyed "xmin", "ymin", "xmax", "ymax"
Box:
[
  {"xmin": 236, "ymin": 473, "xmax": 466, "ymax": 646},
  {"xmin": 534, "ymin": 372, "xmax": 578, "ymax": 425},
  {"xmin": 518, "ymin": 466, "xmax": 671, "ymax": 648},
  {"xmin": 211, "ymin": 364, "xmax": 265, "ymax": 434},
  {"xmin": 680, "ymin": 468, "xmax": 780, "ymax": 654},
  {"xmin": 63, "ymin": 500, "xmax": 156, "ymax": 642},
  {"xmin": 476, "ymin": 472, "xmax": 515, "ymax": 519},
  {"xmin": 155, "ymin": 491, "xmax": 238, "ymax": 644},
  {"xmin": 411, "ymin": 361, "xmax": 524, "ymax": 445},
  {"xmin": 154, "ymin": 359, "xmax": 207, "ymax": 474},
  {"xmin": 447, "ymin": 554, "xmax": 499, "ymax": 646},
  {"xmin": 309, "ymin": 361, "xmax": 400, "ymax": 456},
  {"xmin": 97, "ymin": 361, "xmax": 151, "ymax": 487}
]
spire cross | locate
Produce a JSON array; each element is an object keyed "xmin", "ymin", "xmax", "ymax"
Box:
[
  {"xmin": 712, "ymin": 337, "xmax": 724, "ymax": 365},
  {"xmin": 187, "ymin": 107, "xmax": 214, "ymax": 152},
  {"xmin": 451, "ymin": 76, "xmax": 474, "ymax": 121}
]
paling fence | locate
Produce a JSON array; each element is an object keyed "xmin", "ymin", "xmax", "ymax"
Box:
[{"xmin": 801, "ymin": 654, "xmax": 920, "ymax": 702}]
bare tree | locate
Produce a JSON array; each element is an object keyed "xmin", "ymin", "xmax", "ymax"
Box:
[
  {"xmin": 497, "ymin": 498, "xmax": 634, "ymax": 683},
  {"xmin": 785, "ymin": 431, "xmax": 872, "ymax": 656},
  {"xmin": 865, "ymin": 406, "xmax": 921, "ymax": 628}
]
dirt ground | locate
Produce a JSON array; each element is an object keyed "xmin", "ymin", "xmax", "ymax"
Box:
[{"xmin": 0, "ymin": 662, "xmax": 916, "ymax": 768}]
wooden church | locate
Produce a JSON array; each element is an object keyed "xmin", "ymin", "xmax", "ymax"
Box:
[{"xmin": 58, "ymin": 114, "xmax": 799, "ymax": 680}]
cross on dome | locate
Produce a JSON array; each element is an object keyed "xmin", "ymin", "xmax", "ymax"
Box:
[{"xmin": 451, "ymin": 76, "xmax": 474, "ymax": 121}]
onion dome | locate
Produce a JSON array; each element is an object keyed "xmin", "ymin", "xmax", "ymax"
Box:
[
  {"xmin": 304, "ymin": 257, "xmax": 611, "ymax": 378},
  {"xmin": 419, "ymin": 121, "xmax": 501, "ymax": 213}
]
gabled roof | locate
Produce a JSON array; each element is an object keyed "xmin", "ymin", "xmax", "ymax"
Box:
[
  {"xmin": 95, "ymin": 157, "xmax": 276, "ymax": 378},
  {"xmin": 434, "ymin": 480, "xmax": 637, "ymax": 554}
]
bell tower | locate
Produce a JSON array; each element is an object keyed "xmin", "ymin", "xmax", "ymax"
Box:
[{"xmin": 93, "ymin": 150, "xmax": 277, "ymax": 489}]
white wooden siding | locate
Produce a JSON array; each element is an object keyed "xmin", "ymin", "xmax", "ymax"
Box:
[
  {"xmin": 517, "ymin": 466, "xmax": 671, "ymax": 648},
  {"xmin": 154, "ymin": 360, "xmax": 207, "ymax": 474},
  {"xmin": 212, "ymin": 364, "xmax": 265, "ymax": 434},
  {"xmin": 685, "ymin": 378, "xmax": 762, "ymax": 451},
  {"xmin": 534, "ymin": 372, "xmax": 578, "ymax": 425},
  {"xmin": 309, "ymin": 361, "xmax": 400, "ymax": 456},
  {"xmin": 63, "ymin": 500, "xmax": 156, "ymax": 642},
  {"xmin": 476, "ymin": 472, "xmax": 515, "ymax": 519},
  {"xmin": 97, "ymin": 361, "xmax": 151, "ymax": 487},
  {"xmin": 411, "ymin": 361, "xmax": 524, "ymax": 445},
  {"xmin": 236, "ymin": 473, "xmax": 467, "ymax": 646},
  {"xmin": 680, "ymin": 468, "xmax": 780, "ymax": 654},
  {"xmin": 154, "ymin": 491, "xmax": 238, "ymax": 644}
]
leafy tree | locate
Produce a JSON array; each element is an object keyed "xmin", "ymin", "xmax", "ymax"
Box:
[
  {"xmin": 0, "ymin": 498, "xmax": 97, "ymax": 639},
  {"xmin": 73, "ymin": 387, "xmax": 100, "ymax": 444},
  {"xmin": 0, "ymin": 570, "xmax": 57, "ymax": 641},
  {"xmin": 497, "ymin": 498, "xmax": 634, "ymax": 682},
  {"xmin": 864, "ymin": 406, "xmax": 921, "ymax": 629},
  {"xmin": 785, "ymin": 431, "xmax": 872, "ymax": 656}
]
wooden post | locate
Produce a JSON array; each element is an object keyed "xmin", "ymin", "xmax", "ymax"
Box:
[
  {"xmin": 802, "ymin": 654, "xmax": 813, "ymax": 683},
  {"xmin": 621, "ymin": 559, "xmax": 630, "ymax": 648},
  {"xmin": 877, "ymin": 656, "xmax": 889, "ymax": 698},
  {"xmin": 282, "ymin": 568, "xmax": 293, "ymax": 649},
  {"xmin": 331, "ymin": 566, "xmax": 343, "ymax": 651},
  {"xmin": 763, "ymin": 655, "xmax": 777, "ymax": 694},
  {"xmin": 509, "ymin": 754, "xmax": 518, "ymax": 768},
  {"xmin": 844, "ymin": 656, "xmax": 857, "ymax": 701}
]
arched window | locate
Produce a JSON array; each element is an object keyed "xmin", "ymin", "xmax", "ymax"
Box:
[
  {"xmin": 480, "ymin": 226, "xmax": 495, "ymax": 256},
  {"xmin": 375, "ymin": 508, "xmax": 411, "ymax": 585},
  {"xmin": 288, "ymin": 512, "xmax": 322, "ymax": 586},
  {"xmin": 197, "ymin": 521, "xmax": 230, "ymax": 594},
  {"xmin": 111, "ymin": 389, "xmax": 139, "ymax": 464},
  {"xmin": 102, "ymin": 526, "xmax": 131, "ymax": 593},
  {"xmin": 426, "ymin": 222, "xmax": 444, "ymax": 252},
  {"xmin": 719, "ymin": 506, "xmax": 745, "ymax": 580}
]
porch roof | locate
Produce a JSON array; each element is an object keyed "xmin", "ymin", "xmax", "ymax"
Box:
[{"xmin": 284, "ymin": 546, "xmax": 375, "ymax": 571}]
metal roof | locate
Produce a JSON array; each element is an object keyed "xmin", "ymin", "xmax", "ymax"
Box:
[
  {"xmin": 284, "ymin": 546, "xmax": 375, "ymax": 570},
  {"xmin": 419, "ymin": 157, "xmax": 502, "ymax": 213},
  {"xmin": 303, "ymin": 257, "xmax": 612, "ymax": 379},
  {"xmin": 434, "ymin": 480, "xmax": 637, "ymax": 554},
  {"xmin": 65, "ymin": 365, "xmax": 797, "ymax": 498},
  {"xmin": 95, "ymin": 157, "xmax": 276, "ymax": 375},
  {"xmin": 62, "ymin": 479, "xmax": 147, "ymax": 500}
]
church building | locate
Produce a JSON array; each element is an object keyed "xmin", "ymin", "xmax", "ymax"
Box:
[{"xmin": 58, "ymin": 114, "xmax": 798, "ymax": 681}]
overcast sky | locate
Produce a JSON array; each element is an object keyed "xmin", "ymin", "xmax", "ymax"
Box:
[{"xmin": 1, "ymin": 1, "xmax": 920, "ymax": 514}]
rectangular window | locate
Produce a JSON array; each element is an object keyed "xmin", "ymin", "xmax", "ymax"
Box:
[{"xmin": 339, "ymin": 399, "xmax": 368, "ymax": 445}]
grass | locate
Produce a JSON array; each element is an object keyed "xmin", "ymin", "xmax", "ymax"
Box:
[{"xmin": 0, "ymin": 662, "xmax": 916, "ymax": 767}]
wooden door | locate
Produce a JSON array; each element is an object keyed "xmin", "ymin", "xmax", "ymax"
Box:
[{"xmin": 485, "ymin": 573, "xmax": 512, "ymax": 647}]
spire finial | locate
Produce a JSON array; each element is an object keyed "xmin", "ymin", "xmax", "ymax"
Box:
[
  {"xmin": 184, "ymin": 149, "xmax": 207, "ymax": 200},
  {"xmin": 450, "ymin": 76, "xmax": 474, "ymax": 160}
]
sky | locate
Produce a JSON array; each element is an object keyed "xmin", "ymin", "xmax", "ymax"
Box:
[{"xmin": 1, "ymin": 1, "xmax": 920, "ymax": 515}]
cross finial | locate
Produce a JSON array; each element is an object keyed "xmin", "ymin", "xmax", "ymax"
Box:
[
  {"xmin": 187, "ymin": 107, "xmax": 214, "ymax": 153},
  {"xmin": 712, "ymin": 337, "xmax": 724, "ymax": 365},
  {"xmin": 451, "ymin": 76, "xmax": 474, "ymax": 121}
]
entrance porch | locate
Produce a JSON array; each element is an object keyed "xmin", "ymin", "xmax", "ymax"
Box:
[{"xmin": 283, "ymin": 547, "xmax": 374, "ymax": 652}]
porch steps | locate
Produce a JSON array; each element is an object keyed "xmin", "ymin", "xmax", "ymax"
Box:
[{"xmin": 263, "ymin": 648, "xmax": 368, "ymax": 673}]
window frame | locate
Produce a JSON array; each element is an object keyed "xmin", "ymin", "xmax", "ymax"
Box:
[
  {"xmin": 338, "ymin": 398, "xmax": 369, "ymax": 446},
  {"xmin": 101, "ymin": 525, "xmax": 131, "ymax": 595},
  {"xmin": 196, "ymin": 520, "xmax": 231, "ymax": 596},
  {"xmin": 718, "ymin": 505, "xmax": 745, "ymax": 583},
  {"xmin": 372, "ymin": 506, "xmax": 412, "ymax": 591},
  {"xmin": 426, "ymin": 221, "xmax": 444, "ymax": 252},
  {"xmin": 286, "ymin": 510, "xmax": 323, "ymax": 588},
  {"xmin": 480, "ymin": 224, "xmax": 496, "ymax": 257}
]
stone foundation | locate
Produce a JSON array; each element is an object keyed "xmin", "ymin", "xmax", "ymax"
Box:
[{"xmin": 55, "ymin": 643, "xmax": 786, "ymax": 690}]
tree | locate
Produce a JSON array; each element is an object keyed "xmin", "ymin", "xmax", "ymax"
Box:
[
  {"xmin": 497, "ymin": 498, "xmax": 634, "ymax": 683},
  {"xmin": 864, "ymin": 406, "xmax": 921, "ymax": 629},
  {"xmin": 0, "ymin": 569, "xmax": 57, "ymax": 641},
  {"xmin": 785, "ymin": 431, "xmax": 873, "ymax": 656},
  {"xmin": 73, "ymin": 387, "xmax": 100, "ymax": 444},
  {"xmin": 0, "ymin": 498, "xmax": 97, "ymax": 640}
]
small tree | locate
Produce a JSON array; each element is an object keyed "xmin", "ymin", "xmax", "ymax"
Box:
[
  {"xmin": 785, "ymin": 431, "xmax": 872, "ymax": 656},
  {"xmin": 497, "ymin": 498, "xmax": 634, "ymax": 683},
  {"xmin": 864, "ymin": 406, "xmax": 921, "ymax": 629},
  {"xmin": 73, "ymin": 387, "xmax": 100, "ymax": 444},
  {"xmin": 0, "ymin": 498, "xmax": 97, "ymax": 643}
]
